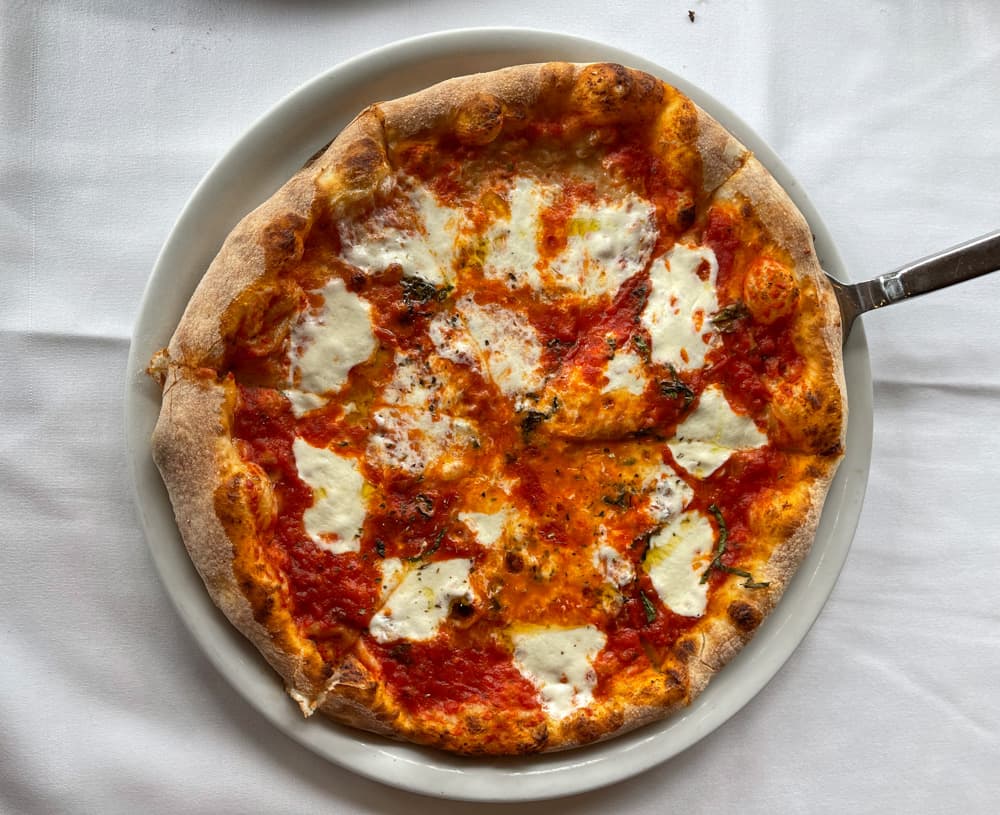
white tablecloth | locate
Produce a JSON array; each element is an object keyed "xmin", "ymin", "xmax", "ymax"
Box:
[{"xmin": 3, "ymin": 2, "xmax": 999, "ymax": 811}]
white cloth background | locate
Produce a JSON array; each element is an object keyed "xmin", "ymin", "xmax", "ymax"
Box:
[{"xmin": 2, "ymin": 2, "xmax": 999, "ymax": 812}]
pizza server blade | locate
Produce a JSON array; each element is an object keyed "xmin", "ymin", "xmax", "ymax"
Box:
[{"xmin": 827, "ymin": 229, "xmax": 1000, "ymax": 342}]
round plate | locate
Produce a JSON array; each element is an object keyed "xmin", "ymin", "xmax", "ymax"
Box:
[{"xmin": 125, "ymin": 27, "xmax": 873, "ymax": 802}]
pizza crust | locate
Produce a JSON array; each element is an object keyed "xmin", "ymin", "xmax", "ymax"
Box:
[
  {"xmin": 683, "ymin": 460, "xmax": 838, "ymax": 698},
  {"xmin": 152, "ymin": 367, "xmax": 332, "ymax": 707},
  {"xmin": 711, "ymin": 157, "xmax": 847, "ymax": 455}
]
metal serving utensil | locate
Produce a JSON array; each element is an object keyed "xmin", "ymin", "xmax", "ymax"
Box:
[{"xmin": 828, "ymin": 230, "xmax": 1000, "ymax": 341}]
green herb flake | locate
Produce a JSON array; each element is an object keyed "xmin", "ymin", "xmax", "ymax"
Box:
[
  {"xmin": 407, "ymin": 527, "xmax": 447, "ymax": 563},
  {"xmin": 711, "ymin": 301, "xmax": 750, "ymax": 333},
  {"xmin": 700, "ymin": 504, "xmax": 770, "ymax": 589},
  {"xmin": 658, "ymin": 365, "xmax": 695, "ymax": 406},
  {"xmin": 401, "ymin": 276, "xmax": 451, "ymax": 305},
  {"xmin": 602, "ymin": 489, "xmax": 632, "ymax": 508},
  {"xmin": 632, "ymin": 333, "xmax": 651, "ymax": 361},
  {"xmin": 640, "ymin": 591, "xmax": 657, "ymax": 624}
]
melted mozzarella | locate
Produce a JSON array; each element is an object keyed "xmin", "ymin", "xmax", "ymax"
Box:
[
  {"xmin": 339, "ymin": 183, "xmax": 462, "ymax": 285},
  {"xmin": 379, "ymin": 557, "xmax": 405, "ymax": 600},
  {"xmin": 381, "ymin": 352, "xmax": 440, "ymax": 409},
  {"xmin": 482, "ymin": 178, "xmax": 550, "ymax": 290},
  {"xmin": 640, "ymin": 243, "xmax": 720, "ymax": 371},
  {"xmin": 668, "ymin": 385, "xmax": 768, "ymax": 478},
  {"xmin": 643, "ymin": 510, "xmax": 715, "ymax": 617},
  {"xmin": 367, "ymin": 407, "xmax": 478, "ymax": 478},
  {"xmin": 284, "ymin": 389, "xmax": 326, "ymax": 418},
  {"xmin": 368, "ymin": 559, "xmax": 474, "ymax": 643},
  {"xmin": 459, "ymin": 509, "xmax": 509, "ymax": 547},
  {"xmin": 367, "ymin": 349, "xmax": 479, "ymax": 477},
  {"xmin": 292, "ymin": 437, "xmax": 365, "ymax": 554},
  {"xmin": 289, "ymin": 277, "xmax": 376, "ymax": 396},
  {"xmin": 456, "ymin": 296, "xmax": 545, "ymax": 402},
  {"xmin": 593, "ymin": 542, "xmax": 635, "ymax": 588},
  {"xmin": 548, "ymin": 195, "xmax": 658, "ymax": 297},
  {"xmin": 601, "ymin": 348, "xmax": 648, "ymax": 395},
  {"xmin": 428, "ymin": 310, "xmax": 479, "ymax": 368},
  {"xmin": 645, "ymin": 462, "xmax": 694, "ymax": 522},
  {"xmin": 511, "ymin": 626, "xmax": 606, "ymax": 720}
]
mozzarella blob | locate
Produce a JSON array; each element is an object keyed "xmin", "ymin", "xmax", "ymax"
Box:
[
  {"xmin": 668, "ymin": 385, "xmax": 768, "ymax": 478},
  {"xmin": 369, "ymin": 559, "xmax": 475, "ymax": 643},
  {"xmin": 641, "ymin": 243, "xmax": 720, "ymax": 371},
  {"xmin": 512, "ymin": 625, "xmax": 607, "ymax": 720},
  {"xmin": 289, "ymin": 277, "xmax": 375, "ymax": 399},
  {"xmin": 643, "ymin": 510, "xmax": 715, "ymax": 617},
  {"xmin": 292, "ymin": 437, "xmax": 365, "ymax": 554}
]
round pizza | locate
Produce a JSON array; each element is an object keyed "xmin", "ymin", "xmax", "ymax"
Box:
[{"xmin": 150, "ymin": 62, "xmax": 846, "ymax": 754}]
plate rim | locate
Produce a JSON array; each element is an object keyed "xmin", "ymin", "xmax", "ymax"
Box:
[{"xmin": 125, "ymin": 26, "xmax": 873, "ymax": 802}]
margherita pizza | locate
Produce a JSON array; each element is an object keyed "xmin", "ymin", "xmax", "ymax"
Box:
[{"xmin": 150, "ymin": 63, "xmax": 846, "ymax": 754}]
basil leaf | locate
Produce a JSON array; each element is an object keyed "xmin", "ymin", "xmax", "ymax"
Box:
[
  {"xmin": 700, "ymin": 504, "xmax": 768, "ymax": 588},
  {"xmin": 711, "ymin": 301, "xmax": 750, "ymax": 333},
  {"xmin": 640, "ymin": 591, "xmax": 657, "ymax": 624}
]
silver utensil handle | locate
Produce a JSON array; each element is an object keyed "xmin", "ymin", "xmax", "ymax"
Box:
[{"xmin": 851, "ymin": 230, "xmax": 1000, "ymax": 314}]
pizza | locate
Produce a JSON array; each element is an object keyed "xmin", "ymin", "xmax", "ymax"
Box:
[{"xmin": 150, "ymin": 62, "xmax": 846, "ymax": 754}]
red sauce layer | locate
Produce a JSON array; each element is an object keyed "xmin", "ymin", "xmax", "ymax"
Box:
[{"xmin": 367, "ymin": 635, "xmax": 543, "ymax": 717}]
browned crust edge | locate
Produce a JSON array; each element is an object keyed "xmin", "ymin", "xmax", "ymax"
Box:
[
  {"xmin": 165, "ymin": 110, "xmax": 387, "ymax": 370},
  {"xmin": 684, "ymin": 466, "xmax": 838, "ymax": 700},
  {"xmin": 715, "ymin": 156, "xmax": 848, "ymax": 455},
  {"xmin": 694, "ymin": 104, "xmax": 751, "ymax": 195},
  {"xmin": 377, "ymin": 63, "xmax": 565, "ymax": 143},
  {"xmin": 151, "ymin": 367, "xmax": 332, "ymax": 708},
  {"xmin": 679, "ymin": 156, "xmax": 847, "ymax": 701}
]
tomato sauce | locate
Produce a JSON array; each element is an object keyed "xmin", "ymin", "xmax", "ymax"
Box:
[
  {"xmin": 367, "ymin": 635, "xmax": 542, "ymax": 716},
  {"xmin": 233, "ymin": 385, "xmax": 380, "ymax": 630},
  {"xmin": 539, "ymin": 272, "xmax": 651, "ymax": 385},
  {"xmin": 706, "ymin": 314, "xmax": 804, "ymax": 418},
  {"xmin": 702, "ymin": 206, "xmax": 741, "ymax": 290},
  {"xmin": 537, "ymin": 181, "xmax": 599, "ymax": 263}
]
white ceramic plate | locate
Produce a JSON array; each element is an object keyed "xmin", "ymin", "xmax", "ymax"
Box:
[{"xmin": 125, "ymin": 27, "xmax": 873, "ymax": 802}]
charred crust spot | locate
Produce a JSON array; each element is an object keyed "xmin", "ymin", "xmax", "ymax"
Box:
[
  {"xmin": 676, "ymin": 638, "xmax": 697, "ymax": 660},
  {"xmin": 662, "ymin": 668, "xmax": 685, "ymax": 691},
  {"xmin": 504, "ymin": 550, "xmax": 525, "ymax": 573},
  {"xmin": 821, "ymin": 441, "xmax": 844, "ymax": 457},
  {"xmin": 631, "ymin": 69, "xmax": 665, "ymax": 108},
  {"xmin": 728, "ymin": 600, "xmax": 763, "ymax": 632},
  {"xmin": 678, "ymin": 203, "xmax": 697, "ymax": 231},
  {"xmin": 340, "ymin": 136, "xmax": 387, "ymax": 188},
  {"xmin": 339, "ymin": 661, "xmax": 368, "ymax": 687},
  {"xmin": 464, "ymin": 714, "xmax": 486, "ymax": 734},
  {"xmin": 451, "ymin": 600, "xmax": 475, "ymax": 619},
  {"xmin": 566, "ymin": 713, "xmax": 611, "ymax": 746},
  {"xmin": 262, "ymin": 213, "xmax": 309, "ymax": 270},
  {"xmin": 454, "ymin": 93, "xmax": 504, "ymax": 145},
  {"xmin": 575, "ymin": 63, "xmax": 634, "ymax": 118}
]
